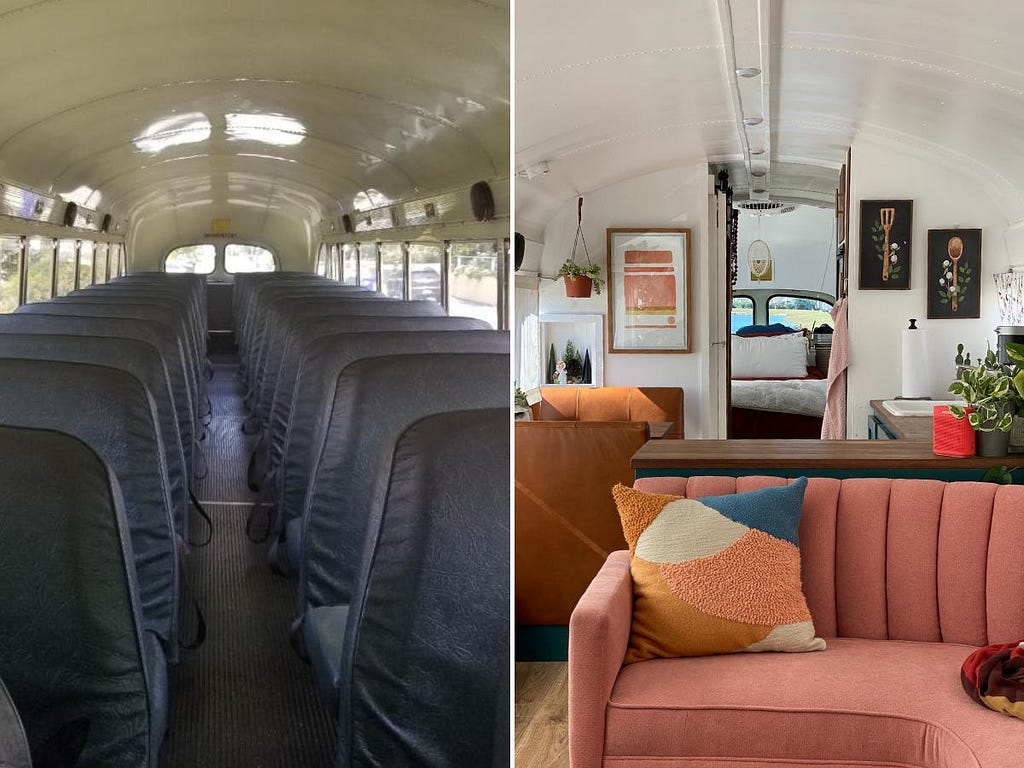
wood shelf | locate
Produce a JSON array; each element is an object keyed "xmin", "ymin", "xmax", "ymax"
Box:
[{"xmin": 630, "ymin": 438, "xmax": 1021, "ymax": 471}]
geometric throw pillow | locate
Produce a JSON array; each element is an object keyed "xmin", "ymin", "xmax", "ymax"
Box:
[{"xmin": 612, "ymin": 477, "xmax": 826, "ymax": 663}]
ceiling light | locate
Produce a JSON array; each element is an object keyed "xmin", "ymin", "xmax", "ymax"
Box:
[
  {"xmin": 225, "ymin": 113, "xmax": 306, "ymax": 147},
  {"xmin": 736, "ymin": 67, "xmax": 761, "ymax": 78},
  {"xmin": 752, "ymin": 187, "xmax": 766, "ymax": 194},
  {"xmin": 133, "ymin": 112, "xmax": 211, "ymax": 153},
  {"xmin": 749, "ymin": 148, "xmax": 765, "ymax": 156},
  {"xmin": 750, "ymin": 168, "xmax": 767, "ymax": 177},
  {"xmin": 743, "ymin": 117, "xmax": 763, "ymax": 126}
]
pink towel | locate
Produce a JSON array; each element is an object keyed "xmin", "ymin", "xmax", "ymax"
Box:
[{"xmin": 821, "ymin": 298, "xmax": 848, "ymax": 439}]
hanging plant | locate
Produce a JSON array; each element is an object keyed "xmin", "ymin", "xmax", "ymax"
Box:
[{"xmin": 554, "ymin": 196, "xmax": 605, "ymax": 297}]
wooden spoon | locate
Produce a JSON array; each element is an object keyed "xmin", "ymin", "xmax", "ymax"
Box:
[
  {"xmin": 948, "ymin": 236, "xmax": 963, "ymax": 311},
  {"xmin": 880, "ymin": 208, "xmax": 896, "ymax": 281}
]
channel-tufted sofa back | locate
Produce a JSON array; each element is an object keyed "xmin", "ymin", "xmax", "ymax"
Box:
[{"xmin": 633, "ymin": 476, "xmax": 1024, "ymax": 646}]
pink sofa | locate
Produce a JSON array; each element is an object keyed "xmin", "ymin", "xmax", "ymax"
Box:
[{"xmin": 569, "ymin": 476, "xmax": 1024, "ymax": 768}]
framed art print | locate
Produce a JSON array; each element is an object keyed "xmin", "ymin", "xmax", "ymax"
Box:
[
  {"xmin": 606, "ymin": 228, "xmax": 691, "ymax": 353},
  {"xmin": 927, "ymin": 228, "xmax": 981, "ymax": 319},
  {"xmin": 859, "ymin": 200, "xmax": 912, "ymax": 289}
]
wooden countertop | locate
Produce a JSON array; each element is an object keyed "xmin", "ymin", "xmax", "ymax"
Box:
[
  {"xmin": 868, "ymin": 399, "xmax": 933, "ymax": 441},
  {"xmin": 630, "ymin": 439, "xmax": 1024, "ymax": 470}
]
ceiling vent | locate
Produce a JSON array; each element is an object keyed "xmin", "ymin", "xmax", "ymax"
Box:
[{"xmin": 734, "ymin": 199, "xmax": 796, "ymax": 215}]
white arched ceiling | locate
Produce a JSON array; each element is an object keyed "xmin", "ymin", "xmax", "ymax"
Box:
[
  {"xmin": 516, "ymin": 0, "xmax": 1024, "ymax": 235},
  {"xmin": 0, "ymin": 0, "xmax": 508, "ymax": 263}
]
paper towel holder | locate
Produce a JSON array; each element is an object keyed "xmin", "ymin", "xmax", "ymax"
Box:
[
  {"xmin": 908, "ymin": 318, "xmax": 918, "ymax": 330},
  {"xmin": 899, "ymin": 318, "xmax": 932, "ymax": 400}
]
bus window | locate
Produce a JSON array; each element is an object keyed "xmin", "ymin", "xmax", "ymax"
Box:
[
  {"xmin": 768, "ymin": 295, "xmax": 834, "ymax": 331},
  {"xmin": 448, "ymin": 240, "xmax": 498, "ymax": 329},
  {"xmin": 56, "ymin": 240, "xmax": 76, "ymax": 296},
  {"xmin": 166, "ymin": 244, "xmax": 215, "ymax": 274},
  {"xmin": 731, "ymin": 296, "xmax": 754, "ymax": 332},
  {"xmin": 342, "ymin": 244, "xmax": 358, "ymax": 285},
  {"xmin": 380, "ymin": 243, "xmax": 404, "ymax": 299},
  {"xmin": 315, "ymin": 244, "xmax": 327, "ymax": 276},
  {"xmin": 226, "ymin": 243, "xmax": 276, "ymax": 273},
  {"xmin": 408, "ymin": 243, "xmax": 442, "ymax": 303},
  {"xmin": 0, "ymin": 237, "xmax": 21, "ymax": 312},
  {"xmin": 79, "ymin": 241, "xmax": 95, "ymax": 287},
  {"xmin": 25, "ymin": 238, "xmax": 53, "ymax": 302},
  {"xmin": 96, "ymin": 243, "xmax": 109, "ymax": 283},
  {"xmin": 358, "ymin": 243, "xmax": 378, "ymax": 290}
]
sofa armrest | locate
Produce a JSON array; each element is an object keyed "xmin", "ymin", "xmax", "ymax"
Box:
[{"xmin": 568, "ymin": 550, "xmax": 633, "ymax": 768}]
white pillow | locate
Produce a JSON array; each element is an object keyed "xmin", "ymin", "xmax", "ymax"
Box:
[{"xmin": 731, "ymin": 333, "xmax": 807, "ymax": 378}]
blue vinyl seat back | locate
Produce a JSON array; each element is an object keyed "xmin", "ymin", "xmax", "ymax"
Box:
[
  {"xmin": 0, "ymin": 425, "xmax": 162, "ymax": 768},
  {"xmin": 0, "ymin": 334, "xmax": 189, "ymax": 541},
  {"xmin": 277, "ymin": 331, "xmax": 508, "ymax": 556},
  {"xmin": 0, "ymin": 358, "xmax": 179, "ymax": 653},
  {"xmin": 336, "ymin": 408, "xmax": 509, "ymax": 768},
  {"xmin": 0, "ymin": 314, "xmax": 195, "ymax": 472},
  {"xmin": 262, "ymin": 317, "xmax": 491, "ymax": 480},
  {"xmin": 298, "ymin": 350, "xmax": 509, "ymax": 616},
  {"xmin": 250, "ymin": 298, "xmax": 447, "ymax": 427},
  {"xmin": 15, "ymin": 303, "xmax": 201, "ymax": 429},
  {"xmin": 245, "ymin": 294, "xmax": 411, "ymax": 400},
  {"xmin": 239, "ymin": 282, "xmax": 372, "ymax": 372},
  {"xmin": 30, "ymin": 299, "xmax": 204, "ymax": 409},
  {"xmin": 75, "ymin": 286, "xmax": 205, "ymax": 364},
  {"xmin": 0, "ymin": 677, "xmax": 30, "ymax": 768}
]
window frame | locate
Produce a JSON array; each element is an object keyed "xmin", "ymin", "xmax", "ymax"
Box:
[
  {"xmin": 223, "ymin": 242, "xmax": 278, "ymax": 274},
  {"xmin": 766, "ymin": 292, "xmax": 835, "ymax": 331},
  {"xmin": 164, "ymin": 243, "xmax": 217, "ymax": 275}
]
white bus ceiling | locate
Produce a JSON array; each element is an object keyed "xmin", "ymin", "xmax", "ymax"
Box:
[
  {"xmin": 0, "ymin": 0, "xmax": 509, "ymax": 270},
  {"xmin": 516, "ymin": 0, "xmax": 1024, "ymax": 234}
]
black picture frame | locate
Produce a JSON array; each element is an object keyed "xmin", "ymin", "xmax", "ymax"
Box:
[
  {"xmin": 927, "ymin": 228, "xmax": 982, "ymax": 319},
  {"xmin": 858, "ymin": 200, "xmax": 913, "ymax": 289}
]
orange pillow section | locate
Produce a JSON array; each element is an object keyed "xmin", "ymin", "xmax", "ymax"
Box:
[{"xmin": 612, "ymin": 479, "xmax": 825, "ymax": 663}]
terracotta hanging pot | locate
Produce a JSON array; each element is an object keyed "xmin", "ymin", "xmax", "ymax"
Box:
[{"xmin": 563, "ymin": 275, "xmax": 593, "ymax": 298}]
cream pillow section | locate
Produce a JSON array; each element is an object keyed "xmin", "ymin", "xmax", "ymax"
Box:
[{"xmin": 731, "ymin": 333, "xmax": 807, "ymax": 378}]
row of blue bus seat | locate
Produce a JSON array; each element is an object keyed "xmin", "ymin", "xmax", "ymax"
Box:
[
  {"xmin": 0, "ymin": 273, "xmax": 210, "ymax": 767},
  {"xmin": 234, "ymin": 273, "xmax": 510, "ymax": 767}
]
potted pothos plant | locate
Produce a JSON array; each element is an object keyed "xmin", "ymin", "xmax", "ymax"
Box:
[
  {"xmin": 555, "ymin": 259, "xmax": 605, "ymax": 297},
  {"xmin": 947, "ymin": 343, "xmax": 1024, "ymax": 457}
]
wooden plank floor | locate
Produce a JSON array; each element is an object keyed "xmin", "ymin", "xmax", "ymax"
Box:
[{"xmin": 515, "ymin": 661, "xmax": 569, "ymax": 768}]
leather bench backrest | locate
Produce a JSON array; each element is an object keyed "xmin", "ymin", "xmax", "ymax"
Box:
[
  {"xmin": 633, "ymin": 476, "xmax": 1024, "ymax": 646},
  {"xmin": 515, "ymin": 421, "xmax": 651, "ymax": 625},
  {"xmin": 537, "ymin": 386, "xmax": 685, "ymax": 438},
  {"xmin": 0, "ymin": 314, "xmax": 195, "ymax": 466},
  {"xmin": 251, "ymin": 298, "xmax": 446, "ymax": 423},
  {"xmin": 337, "ymin": 409, "xmax": 509, "ymax": 768},
  {"xmin": 0, "ymin": 677, "xmax": 30, "ymax": 768},
  {"xmin": 248, "ymin": 297, "xmax": 442, "ymax": 406},
  {"xmin": 239, "ymin": 283, "xmax": 374, "ymax": 370},
  {"xmin": 0, "ymin": 358, "xmax": 178, "ymax": 651},
  {"xmin": 0, "ymin": 425, "xmax": 158, "ymax": 767},
  {"xmin": 33, "ymin": 299, "xmax": 203, "ymax": 405},
  {"xmin": 16, "ymin": 304, "xmax": 201, "ymax": 422},
  {"xmin": 299, "ymin": 352, "xmax": 509, "ymax": 615},
  {"xmin": 277, "ymin": 331, "xmax": 509, "ymax": 537},
  {"xmin": 0, "ymin": 334, "xmax": 188, "ymax": 540},
  {"xmin": 262, "ymin": 317, "xmax": 492, "ymax": 476}
]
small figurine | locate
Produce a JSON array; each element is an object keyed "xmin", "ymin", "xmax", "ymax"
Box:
[{"xmin": 554, "ymin": 360, "xmax": 567, "ymax": 385}]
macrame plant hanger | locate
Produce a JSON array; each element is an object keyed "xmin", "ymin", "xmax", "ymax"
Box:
[{"xmin": 564, "ymin": 196, "xmax": 595, "ymax": 297}]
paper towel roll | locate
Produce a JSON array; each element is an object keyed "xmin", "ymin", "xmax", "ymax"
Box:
[{"xmin": 901, "ymin": 322, "xmax": 930, "ymax": 398}]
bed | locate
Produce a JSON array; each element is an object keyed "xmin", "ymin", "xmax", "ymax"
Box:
[{"xmin": 730, "ymin": 325, "xmax": 827, "ymax": 439}]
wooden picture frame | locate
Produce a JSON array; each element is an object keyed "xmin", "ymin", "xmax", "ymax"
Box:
[
  {"xmin": 858, "ymin": 199, "xmax": 913, "ymax": 289},
  {"xmin": 606, "ymin": 228, "xmax": 691, "ymax": 353},
  {"xmin": 927, "ymin": 228, "xmax": 982, "ymax": 319}
]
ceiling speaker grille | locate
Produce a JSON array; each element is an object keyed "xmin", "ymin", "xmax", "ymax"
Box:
[{"xmin": 735, "ymin": 200, "xmax": 796, "ymax": 214}]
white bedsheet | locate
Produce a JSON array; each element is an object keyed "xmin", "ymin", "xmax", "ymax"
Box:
[{"xmin": 731, "ymin": 378, "xmax": 827, "ymax": 418}]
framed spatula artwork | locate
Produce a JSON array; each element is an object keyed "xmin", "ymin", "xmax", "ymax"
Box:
[{"xmin": 859, "ymin": 200, "xmax": 913, "ymax": 289}]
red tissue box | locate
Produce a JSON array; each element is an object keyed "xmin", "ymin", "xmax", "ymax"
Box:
[{"xmin": 933, "ymin": 405, "xmax": 975, "ymax": 457}]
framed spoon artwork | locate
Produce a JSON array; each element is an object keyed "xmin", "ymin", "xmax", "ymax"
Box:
[
  {"xmin": 858, "ymin": 200, "xmax": 913, "ymax": 289},
  {"xmin": 927, "ymin": 228, "xmax": 982, "ymax": 319}
]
